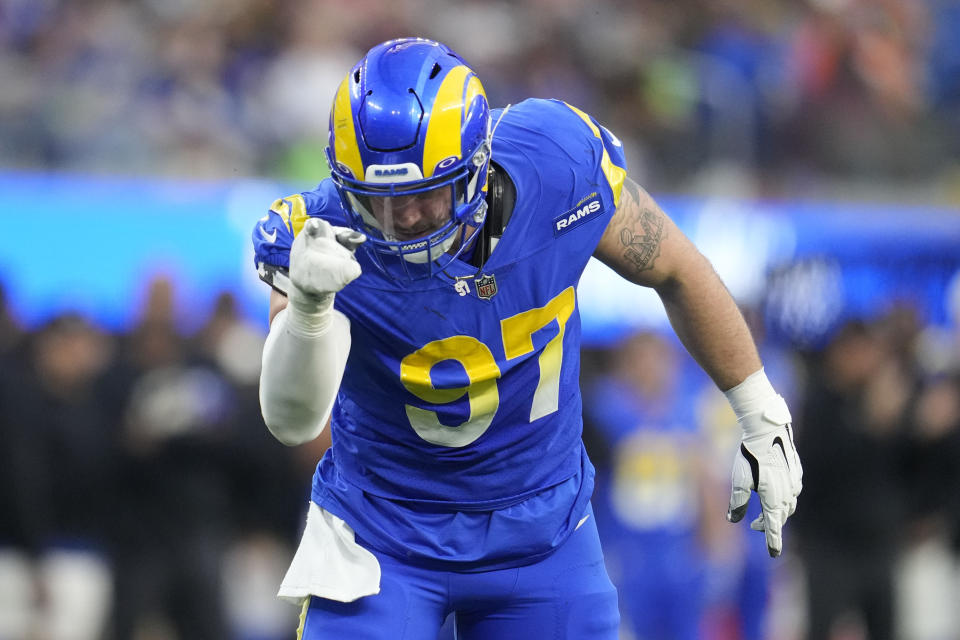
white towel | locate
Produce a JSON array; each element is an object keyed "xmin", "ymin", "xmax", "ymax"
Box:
[{"xmin": 277, "ymin": 502, "xmax": 381, "ymax": 605}]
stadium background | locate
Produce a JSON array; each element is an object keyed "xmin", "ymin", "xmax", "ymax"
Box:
[{"xmin": 1, "ymin": 0, "xmax": 959, "ymax": 638}]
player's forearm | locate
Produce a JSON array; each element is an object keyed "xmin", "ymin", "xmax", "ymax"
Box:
[
  {"xmin": 655, "ymin": 261, "xmax": 761, "ymax": 391},
  {"xmin": 259, "ymin": 305, "xmax": 350, "ymax": 446}
]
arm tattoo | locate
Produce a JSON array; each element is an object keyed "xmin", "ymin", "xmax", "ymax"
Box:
[{"xmin": 618, "ymin": 180, "xmax": 665, "ymax": 273}]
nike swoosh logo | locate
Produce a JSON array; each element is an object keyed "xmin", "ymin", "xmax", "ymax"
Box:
[
  {"xmin": 773, "ymin": 436, "xmax": 790, "ymax": 469},
  {"xmin": 575, "ymin": 514, "xmax": 590, "ymax": 530},
  {"xmin": 259, "ymin": 224, "xmax": 278, "ymax": 243},
  {"xmin": 741, "ymin": 443, "xmax": 760, "ymax": 490}
]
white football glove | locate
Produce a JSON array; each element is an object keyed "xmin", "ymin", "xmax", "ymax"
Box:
[
  {"xmin": 726, "ymin": 392, "xmax": 803, "ymax": 558},
  {"xmin": 288, "ymin": 217, "xmax": 365, "ymax": 317}
]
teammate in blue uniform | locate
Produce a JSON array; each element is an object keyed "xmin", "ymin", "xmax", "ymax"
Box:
[
  {"xmin": 585, "ymin": 332, "xmax": 712, "ymax": 639},
  {"xmin": 253, "ymin": 38, "xmax": 802, "ymax": 639}
]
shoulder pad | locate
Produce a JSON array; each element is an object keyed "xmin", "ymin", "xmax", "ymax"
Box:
[{"xmin": 558, "ymin": 102, "xmax": 627, "ymax": 207}]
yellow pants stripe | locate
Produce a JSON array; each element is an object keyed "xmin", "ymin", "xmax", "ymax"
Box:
[{"xmin": 295, "ymin": 597, "xmax": 309, "ymax": 639}]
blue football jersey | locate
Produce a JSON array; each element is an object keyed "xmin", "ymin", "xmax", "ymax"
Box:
[
  {"xmin": 253, "ymin": 98, "xmax": 627, "ymax": 569},
  {"xmin": 585, "ymin": 369, "xmax": 705, "ymax": 540}
]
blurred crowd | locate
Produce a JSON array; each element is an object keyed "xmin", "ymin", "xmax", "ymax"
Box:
[
  {"xmin": 3, "ymin": 0, "xmax": 960, "ymax": 638},
  {"xmin": 0, "ymin": 278, "xmax": 319, "ymax": 640},
  {"xmin": 1, "ymin": 0, "xmax": 959, "ymax": 201},
  {"xmin": 1, "ymin": 273, "xmax": 959, "ymax": 639},
  {"xmin": 789, "ymin": 312, "xmax": 960, "ymax": 640}
]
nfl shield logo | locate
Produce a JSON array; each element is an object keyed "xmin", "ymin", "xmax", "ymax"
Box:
[{"xmin": 474, "ymin": 274, "xmax": 498, "ymax": 300}]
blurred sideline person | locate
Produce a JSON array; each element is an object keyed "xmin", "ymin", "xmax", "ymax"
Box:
[
  {"xmin": 584, "ymin": 331, "xmax": 775, "ymax": 640},
  {"xmin": 898, "ymin": 372, "xmax": 960, "ymax": 640},
  {"xmin": 794, "ymin": 320, "xmax": 907, "ymax": 640},
  {"xmin": 0, "ymin": 315, "xmax": 114, "ymax": 640},
  {"xmin": 584, "ymin": 331, "xmax": 713, "ymax": 639},
  {"xmin": 252, "ymin": 38, "xmax": 801, "ymax": 638}
]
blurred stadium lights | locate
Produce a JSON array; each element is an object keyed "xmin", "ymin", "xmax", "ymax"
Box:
[{"xmin": 2, "ymin": 170, "xmax": 958, "ymax": 347}]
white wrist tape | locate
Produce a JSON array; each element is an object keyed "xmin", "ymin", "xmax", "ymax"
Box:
[
  {"xmin": 724, "ymin": 368, "xmax": 791, "ymax": 436},
  {"xmin": 259, "ymin": 305, "xmax": 350, "ymax": 446},
  {"xmin": 285, "ymin": 290, "xmax": 334, "ymax": 337}
]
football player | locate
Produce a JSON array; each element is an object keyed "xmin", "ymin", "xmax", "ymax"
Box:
[{"xmin": 253, "ymin": 38, "xmax": 801, "ymax": 639}]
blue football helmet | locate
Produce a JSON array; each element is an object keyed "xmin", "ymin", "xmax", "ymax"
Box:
[{"xmin": 325, "ymin": 38, "xmax": 492, "ymax": 279}]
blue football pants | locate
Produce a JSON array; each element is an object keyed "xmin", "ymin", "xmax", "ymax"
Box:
[{"xmin": 298, "ymin": 507, "xmax": 619, "ymax": 639}]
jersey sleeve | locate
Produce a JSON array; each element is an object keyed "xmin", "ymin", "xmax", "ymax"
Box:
[
  {"xmin": 252, "ymin": 194, "xmax": 302, "ymax": 295},
  {"xmin": 252, "ymin": 181, "xmax": 351, "ymax": 295},
  {"xmin": 557, "ymin": 101, "xmax": 627, "ymax": 209}
]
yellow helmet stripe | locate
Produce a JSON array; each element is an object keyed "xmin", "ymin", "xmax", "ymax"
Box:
[
  {"xmin": 422, "ymin": 65, "xmax": 481, "ymax": 178},
  {"xmin": 464, "ymin": 75, "xmax": 486, "ymax": 118},
  {"xmin": 562, "ymin": 102, "xmax": 626, "ymax": 207},
  {"xmin": 464, "ymin": 74, "xmax": 489, "ymax": 193},
  {"xmin": 331, "ymin": 76, "xmax": 365, "ymax": 180}
]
